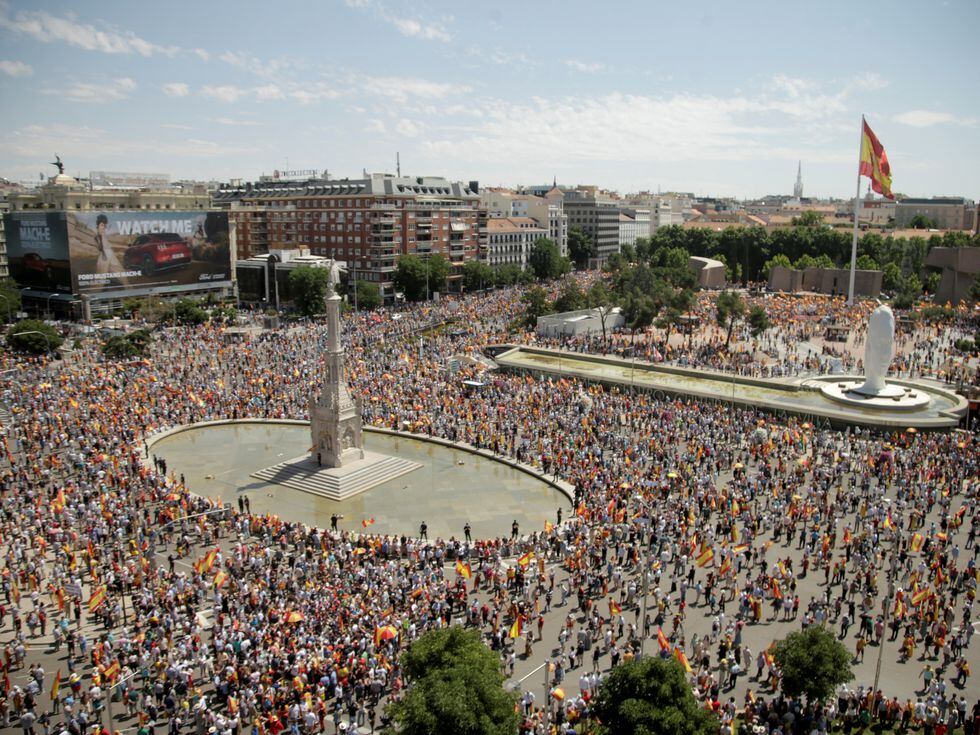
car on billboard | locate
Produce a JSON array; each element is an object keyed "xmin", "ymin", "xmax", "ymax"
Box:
[{"xmin": 122, "ymin": 233, "xmax": 193, "ymax": 275}]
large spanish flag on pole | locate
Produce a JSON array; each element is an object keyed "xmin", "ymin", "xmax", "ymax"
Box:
[{"xmin": 848, "ymin": 116, "xmax": 893, "ymax": 304}]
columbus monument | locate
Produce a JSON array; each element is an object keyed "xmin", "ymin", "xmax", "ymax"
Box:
[
  {"xmin": 252, "ymin": 261, "xmax": 420, "ymax": 500},
  {"xmin": 310, "ymin": 264, "xmax": 365, "ymax": 467}
]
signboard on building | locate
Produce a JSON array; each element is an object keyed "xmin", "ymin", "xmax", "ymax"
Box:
[
  {"xmin": 273, "ymin": 169, "xmax": 319, "ymax": 180},
  {"xmin": 3, "ymin": 211, "xmax": 232, "ymax": 297},
  {"xmin": 5, "ymin": 212, "xmax": 73, "ymax": 292},
  {"xmin": 67, "ymin": 212, "xmax": 231, "ymax": 295},
  {"xmin": 89, "ymin": 171, "xmax": 171, "ymax": 189}
]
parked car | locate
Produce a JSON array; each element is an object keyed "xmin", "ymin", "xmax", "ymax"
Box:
[{"xmin": 124, "ymin": 233, "xmax": 192, "ymax": 275}]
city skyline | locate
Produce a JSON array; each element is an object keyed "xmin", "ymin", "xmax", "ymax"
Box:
[{"xmin": 0, "ymin": 0, "xmax": 977, "ymax": 199}]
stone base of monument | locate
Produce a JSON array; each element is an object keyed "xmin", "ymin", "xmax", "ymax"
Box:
[
  {"xmin": 819, "ymin": 378, "xmax": 931, "ymax": 410},
  {"xmin": 251, "ymin": 451, "xmax": 422, "ymax": 501}
]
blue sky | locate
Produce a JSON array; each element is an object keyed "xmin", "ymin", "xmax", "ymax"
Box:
[{"xmin": 0, "ymin": 0, "xmax": 977, "ymax": 199}]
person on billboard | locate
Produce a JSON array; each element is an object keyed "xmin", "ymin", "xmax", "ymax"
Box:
[{"xmin": 93, "ymin": 214, "xmax": 124, "ymax": 276}]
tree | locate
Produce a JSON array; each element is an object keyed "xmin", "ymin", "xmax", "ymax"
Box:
[
  {"xmin": 715, "ymin": 290, "xmax": 747, "ymax": 348},
  {"xmin": 7, "ymin": 319, "xmax": 62, "ymax": 354},
  {"xmin": 393, "ymin": 255, "xmax": 429, "ymax": 302},
  {"xmin": 855, "ymin": 254, "xmax": 879, "ymax": 271},
  {"xmin": 0, "ymin": 280, "xmax": 22, "ymax": 323},
  {"xmin": 656, "ymin": 288, "xmax": 695, "ymax": 342},
  {"xmin": 882, "ymin": 262, "xmax": 902, "ymax": 292},
  {"xmin": 794, "ymin": 253, "xmax": 835, "ymax": 271},
  {"xmin": 748, "ymin": 304, "xmax": 769, "ymax": 337},
  {"xmin": 622, "ymin": 292, "xmax": 656, "ymax": 344},
  {"xmin": 426, "ymin": 254, "xmax": 451, "ymax": 295},
  {"xmin": 521, "ymin": 285, "xmax": 553, "ymax": 328},
  {"xmin": 552, "ymin": 276, "xmax": 588, "ymax": 313},
  {"xmin": 908, "ymin": 214, "xmax": 938, "ymax": 230},
  {"xmin": 172, "ymin": 298, "xmax": 209, "ymax": 326},
  {"xmin": 567, "ymin": 226, "xmax": 596, "ymax": 269},
  {"xmin": 384, "ymin": 628, "xmax": 518, "ymax": 735},
  {"xmin": 354, "ymin": 280, "xmax": 382, "ymax": 310},
  {"xmin": 492, "ymin": 263, "xmax": 525, "ymax": 287},
  {"xmin": 289, "ymin": 267, "xmax": 332, "ymax": 317},
  {"xmin": 590, "ymin": 657, "xmax": 717, "ymax": 735},
  {"xmin": 772, "ymin": 625, "xmax": 854, "ymax": 704},
  {"xmin": 102, "ymin": 329, "xmax": 153, "ymax": 359},
  {"xmin": 588, "ymin": 280, "xmax": 617, "ymax": 344},
  {"xmin": 528, "ymin": 238, "xmax": 570, "ymax": 281},
  {"xmin": 791, "ymin": 210, "xmax": 825, "ymax": 227},
  {"xmin": 763, "ymin": 253, "xmax": 792, "ymax": 279},
  {"xmin": 462, "ymin": 260, "xmax": 494, "ymax": 292}
]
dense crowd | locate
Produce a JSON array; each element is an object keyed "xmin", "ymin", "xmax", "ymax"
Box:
[{"xmin": 0, "ymin": 281, "xmax": 978, "ymax": 735}]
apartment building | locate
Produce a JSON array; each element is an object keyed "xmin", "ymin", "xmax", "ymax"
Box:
[
  {"xmin": 479, "ymin": 188, "xmax": 567, "ymax": 256},
  {"xmin": 895, "ymin": 197, "xmax": 976, "ymax": 231},
  {"xmin": 482, "ymin": 217, "xmax": 546, "ymax": 268},
  {"xmin": 563, "ymin": 191, "xmax": 622, "ymax": 263},
  {"xmin": 214, "ymin": 173, "xmax": 485, "ymax": 300}
]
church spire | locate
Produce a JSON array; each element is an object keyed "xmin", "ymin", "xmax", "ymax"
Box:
[{"xmin": 793, "ymin": 161, "xmax": 803, "ymax": 198}]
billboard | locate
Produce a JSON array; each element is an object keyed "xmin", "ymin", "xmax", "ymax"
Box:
[
  {"xmin": 5, "ymin": 212, "xmax": 73, "ymax": 293},
  {"xmin": 66, "ymin": 211, "xmax": 231, "ymax": 296}
]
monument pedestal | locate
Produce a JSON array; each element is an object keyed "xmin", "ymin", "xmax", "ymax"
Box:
[{"xmin": 251, "ymin": 450, "xmax": 421, "ymax": 501}]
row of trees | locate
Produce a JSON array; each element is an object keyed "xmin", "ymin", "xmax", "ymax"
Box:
[
  {"xmin": 598, "ymin": 220, "xmax": 976, "ymax": 296},
  {"xmin": 385, "ymin": 624, "xmax": 853, "ymax": 734}
]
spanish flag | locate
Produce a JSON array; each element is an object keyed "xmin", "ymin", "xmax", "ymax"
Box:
[
  {"xmin": 50, "ymin": 670, "xmax": 61, "ymax": 702},
  {"xmin": 202, "ymin": 547, "xmax": 219, "ymax": 573},
  {"xmin": 657, "ymin": 627, "xmax": 670, "ymax": 652},
  {"xmin": 455, "ymin": 560, "xmax": 471, "ymax": 579},
  {"xmin": 609, "ymin": 599, "xmax": 622, "ymax": 616},
  {"xmin": 88, "ymin": 586, "xmax": 107, "ymax": 613},
  {"xmin": 361, "ymin": 517, "xmax": 375, "ymax": 528},
  {"xmin": 910, "ymin": 533, "xmax": 924, "ymax": 553},
  {"xmin": 214, "ymin": 570, "xmax": 229, "ymax": 589},
  {"xmin": 102, "ymin": 660, "xmax": 121, "ymax": 683},
  {"xmin": 509, "ymin": 616, "xmax": 523, "ymax": 639},
  {"xmin": 673, "ymin": 646, "xmax": 692, "ymax": 673},
  {"xmin": 517, "ymin": 551, "xmax": 534, "ymax": 568},
  {"xmin": 859, "ymin": 117, "xmax": 893, "ymax": 200},
  {"xmin": 544, "ymin": 520, "xmax": 554, "ymax": 533},
  {"xmin": 695, "ymin": 547, "xmax": 714, "ymax": 568}
]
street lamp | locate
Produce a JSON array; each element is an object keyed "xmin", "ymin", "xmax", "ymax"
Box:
[{"xmin": 12, "ymin": 329, "xmax": 55, "ymax": 354}]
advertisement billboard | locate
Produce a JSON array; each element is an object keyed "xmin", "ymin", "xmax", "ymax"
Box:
[
  {"xmin": 66, "ymin": 211, "xmax": 231, "ymax": 296},
  {"xmin": 5, "ymin": 212, "xmax": 73, "ymax": 293}
]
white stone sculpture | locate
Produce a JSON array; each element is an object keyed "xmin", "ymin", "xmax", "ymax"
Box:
[{"xmin": 855, "ymin": 304, "xmax": 896, "ymax": 396}]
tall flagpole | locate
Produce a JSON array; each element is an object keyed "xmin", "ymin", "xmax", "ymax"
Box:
[{"xmin": 847, "ymin": 115, "xmax": 865, "ymax": 305}]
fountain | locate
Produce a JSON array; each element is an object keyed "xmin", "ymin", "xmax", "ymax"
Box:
[{"xmin": 817, "ymin": 304, "xmax": 929, "ymax": 410}]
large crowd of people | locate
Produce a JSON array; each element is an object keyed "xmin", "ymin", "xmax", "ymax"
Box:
[{"xmin": 0, "ymin": 280, "xmax": 978, "ymax": 735}]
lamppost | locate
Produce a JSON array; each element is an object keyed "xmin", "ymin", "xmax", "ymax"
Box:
[
  {"xmin": 13, "ymin": 329, "xmax": 55, "ymax": 354},
  {"xmin": 45, "ymin": 292, "xmax": 57, "ymax": 320}
]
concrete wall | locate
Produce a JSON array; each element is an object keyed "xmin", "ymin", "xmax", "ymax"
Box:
[
  {"xmin": 926, "ymin": 246, "xmax": 980, "ymax": 305},
  {"xmin": 689, "ymin": 256, "xmax": 726, "ymax": 289},
  {"xmin": 769, "ymin": 265, "xmax": 881, "ymax": 298}
]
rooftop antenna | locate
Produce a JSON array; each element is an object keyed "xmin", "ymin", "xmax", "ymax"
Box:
[{"xmin": 396, "ymin": 152, "xmax": 401, "ymax": 178}]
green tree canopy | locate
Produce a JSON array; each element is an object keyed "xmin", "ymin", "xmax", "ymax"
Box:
[
  {"xmin": 552, "ymin": 276, "xmax": 588, "ymax": 313},
  {"xmin": 462, "ymin": 260, "xmax": 494, "ymax": 292},
  {"xmin": 393, "ymin": 254, "xmax": 449, "ymax": 301},
  {"xmin": 384, "ymin": 628, "xmax": 518, "ymax": 735},
  {"xmin": 7, "ymin": 319, "xmax": 62, "ymax": 354},
  {"xmin": 173, "ymin": 298, "xmax": 209, "ymax": 325},
  {"xmin": 354, "ymin": 280, "xmax": 382, "ymax": 310},
  {"xmin": 102, "ymin": 329, "xmax": 153, "ymax": 359},
  {"xmin": 493, "ymin": 263, "xmax": 529, "ymax": 287},
  {"xmin": 748, "ymin": 304, "xmax": 769, "ymax": 337},
  {"xmin": 791, "ymin": 210, "xmax": 825, "ymax": 227},
  {"xmin": 567, "ymin": 226, "xmax": 596, "ymax": 269},
  {"xmin": 772, "ymin": 624, "xmax": 854, "ymax": 703},
  {"xmin": 0, "ymin": 280, "xmax": 22, "ymax": 323},
  {"xmin": 528, "ymin": 238, "xmax": 571, "ymax": 281},
  {"xmin": 590, "ymin": 657, "xmax": 717, "ymax": 735},
  {"xmin": 288, "ymin": 267, "xmax": 331, "ymax": 316},
  {"xmin": 763, "ymin": 253, "xmax": 792, "ymax": 279},
  {"xmin": 715, "ymin": 290, "xmax": 747, "ymax": 347},
  {"xmin": 521, "ymin": 285, "xmax": 552, "ymax": 328},
  {"xmin": 908, "ymin": 214, "xmax": 938, "ymax": 230},
  {"xmin": 855, "ymin": 254, "xmax": 879, "ymax": 271}
]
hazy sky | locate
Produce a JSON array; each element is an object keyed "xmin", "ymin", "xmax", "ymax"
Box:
[{"xmin": 0, "ymin": 0, "xmax": 977, "ymax": 199}]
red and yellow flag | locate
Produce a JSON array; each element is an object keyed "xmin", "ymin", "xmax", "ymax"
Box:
[
  {"xmin": 102, "ymin": 660, "xmax": 121, "ymax": 683},
  {"xmin": 859, "ymin": 118, "xmax": 893, "ymax": 200},
  {"xmin": 509, "ymin": 616, "xmax": 523, "ymax": 639},
  {"xmin": 50, "ymin": 670, "xmax": 61, "ymax": 702},
  {"xmin": 695, "ymin": 547, "xmax": 714, "ymax": 568},
  {"xmin": 657, "ymin": 627, "xmax": 670, "ymax": 652},
  {"xmin": 88, "ymin": 586, "xmax": 107, "ymax": 613},
  {"xmin": 361, "ymin": 517, "xmax": 375, "ymax": 528},
  {"xmin": 910, "ymin": 533, "xmax": 924, "ymax": 552},
  {"xmin": 517, "ymin": 551, "xmax": 534, "ymax": 568},
  {"xmin": 673, "ymin": 646, "xmax": 692, "ymax": 673},
  {"xmin": 455, "ymin": 560, "xmax": 471, "ymax": 579},
  {"xmin": 609, "ymin": 599, "xmax": 622, "ymax": 616},
  {"xmin": 214, "ymin": 570, "xmax": 229, "ymax": 589}
]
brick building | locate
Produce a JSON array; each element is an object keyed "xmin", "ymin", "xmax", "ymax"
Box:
[{"xmin": 213, "ymin": 173, "xmax": 486, "ymax": 301}]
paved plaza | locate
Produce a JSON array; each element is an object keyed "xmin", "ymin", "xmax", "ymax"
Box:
[{"xmin": 0, "ymin": 286, "xmax": 978, "ymax": 735}]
